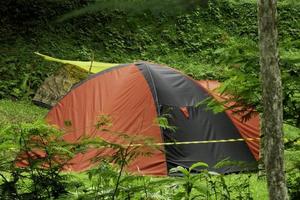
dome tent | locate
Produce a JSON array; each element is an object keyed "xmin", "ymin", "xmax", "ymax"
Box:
[{"xmin": 46, "ymin": 62, "xmax": 260, "ymax": 176}]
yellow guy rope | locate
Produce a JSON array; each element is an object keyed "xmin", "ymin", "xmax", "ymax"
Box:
[{"xmin": 128, "ymin": 137, "xmax": 260, "ymax": 147}]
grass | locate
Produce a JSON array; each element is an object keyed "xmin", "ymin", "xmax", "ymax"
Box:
[
  {"xmin": 0, "ymin": 99, "xmax": 47, "ymax": 128},
  {"xmin": 61, "ymin": 172, "xmax": 269, "ymax": 199},
  {"xmin": 225, "ymin": 173, "xmax": 268, "ymax": 199},
  {"xmin": 59, "ymin": 168, "xmax": 269, "ymax": 199}
]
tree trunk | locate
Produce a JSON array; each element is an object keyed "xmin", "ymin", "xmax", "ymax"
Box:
[
  {"xmin": 258, "ymin": 113, "xmax": 265, "ymax": 178},
  {"xmin": 258, "ymin": 0, "xmax": 289, "ymax": 199}
]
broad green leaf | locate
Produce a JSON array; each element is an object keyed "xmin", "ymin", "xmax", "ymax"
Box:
[
  {"xmin": 169, "ymin": 166, "xmax": 189, "ymax": 176},
  {"xmin": 189, "ymin": 161, "xmax": 209, "ymax": 171},
  {"xmin": 208, "ymin": 171, "xmax": 220, "ymax": 176},
  {"xmin": 35, "ymin": 52, "xmax": 118, "ymax": 73}
]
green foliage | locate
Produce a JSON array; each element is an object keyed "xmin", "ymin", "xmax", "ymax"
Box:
[
  {"xmin": 205, "ymin": 35, "xmax": 299, "ymax": 126},
  {"xmin": 77, "ymin": 162, "xmax": 175, "ymax": 200},
  {"xmin": 60, "ymin": 113, "xmax": 168, "ymax": 199},
  {"xmin": 286, "ymin": 170, "xmax": 300, "ymax": 200},
  {"xmin": 284, "ymin": 124, "xmax": 300, "ymax": 147},
  {"xmin": 284, "ymin": 125, "xmax": 300, "ymax": 200},
  {"xmin": 155, "ymin": 115, "xmax": 177, "ymax": 132},
  {"xmin": 57, "ymin": 0, "xmax": 209, "ymax": 22},
  {"xmin": 1, "ymin": 1, "xmax": 299, "ymax": 198},
  {"xmin": 0, "ymin": 100, "xmax": 270, "ymax": 199},
  {"xmin": 169, "ymin": 162, "xmax": 209, "ymax": 199},
  {"xmin": 1, "ymin": 1, "xmax": 299, "ymax": 120},
  {"xmin": 169, "ymin": 161, "xmax": 260, "ymax": 200},
  {"xmin": 0, "ymin": 107, "xmax": 165, "ymax": 199},
  {"xmin": 0, "ymin": 99, "xmax": 47, "ymax": 128},
  {"xmin": 0, "ymin": 121, "xmax": 76, "ymax": 199}
]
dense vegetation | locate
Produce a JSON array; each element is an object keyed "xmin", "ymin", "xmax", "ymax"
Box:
[
  {"xmin": 0, "ymin": 0, "xmax": 299, "ymax": 199},
  {"xmin": 1, "ymin": 99, "xmax": 299, "ymax": 199},
  {"xmin": 0, "ymin": 100, "xmax": 269, "ymax": 199},
  {"xmin": 1, "ymin": 0, "xmax": 299, "ymax": 127}
]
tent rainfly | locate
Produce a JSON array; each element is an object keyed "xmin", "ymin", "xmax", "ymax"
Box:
[{"xmin": 44, "ymin": 61, "xmax": 260, "ymax": 175}]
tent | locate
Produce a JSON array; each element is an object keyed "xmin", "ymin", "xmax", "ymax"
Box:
[{"xmin": 46, "ymin": 62, "xmax": 260, "ymax": 176}]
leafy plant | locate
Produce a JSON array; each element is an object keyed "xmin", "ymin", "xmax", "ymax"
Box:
[
  {"xmin": 155, "ymin": 115, "xmax": 177, "ymax": 133},
  {"xmin": 72, "ymin": 114, "xmax": 163, "ymax": 199},
  {"xmin": 0, "ymin": 121, "xmax": 77, "ymax": 199},
  {"xmin": 169, "ymin": 162, "xmax": 209, "ymax": 200}
]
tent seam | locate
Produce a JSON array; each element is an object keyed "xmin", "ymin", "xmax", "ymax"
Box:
[{"xmin": 144, "ymin": 63, "xmax": 160, "ymax": 114}]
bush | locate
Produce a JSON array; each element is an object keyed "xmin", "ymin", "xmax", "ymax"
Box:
[{"xmin": 0, "ymin": 121, "xmax": 74, "ymax": 199}]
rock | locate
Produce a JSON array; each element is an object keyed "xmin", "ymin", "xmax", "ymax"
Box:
[{"xmin": 33, "ymin": 64, "xmax": 88, "ymax": 108}]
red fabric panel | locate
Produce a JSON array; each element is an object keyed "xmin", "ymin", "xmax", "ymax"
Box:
[
  {"xmin": 46, "ymin": 65, "xmax": 167, "ymax": 175},
  {"xmin": 179, "ymin": 107, "xmax": 190, "ymax": 118},
  {"xmin": 197, "ymin": 80, "xmax": 260, "ymax": 160}
]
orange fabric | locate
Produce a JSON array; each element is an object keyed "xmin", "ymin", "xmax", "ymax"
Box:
[
  {"xmin": 46, "ymin": 65, "xmax": 167, "ymax": 175},
  {"xmin": 179, "ymin": 107, "xmax": 190, "ymax": 118},
  {"xmin": 197, "ymin": 80, "xmax": 260, "ymax": 160}
]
